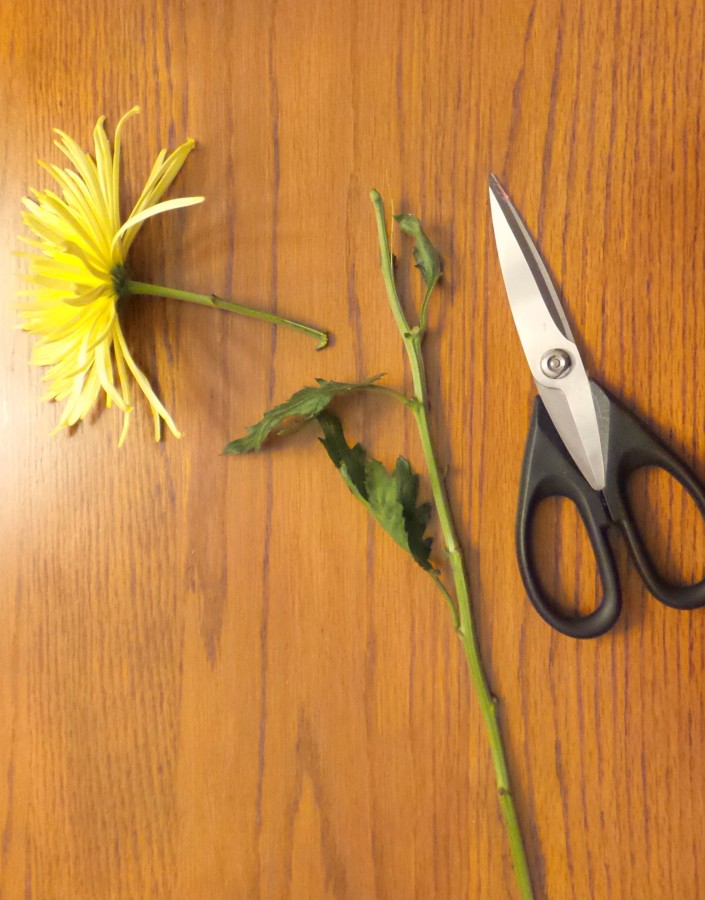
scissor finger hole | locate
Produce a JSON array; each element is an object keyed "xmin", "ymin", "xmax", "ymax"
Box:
[
  {"xmin": 530, "ymin": 496, "xmax": 602, "ymax": 617},
  {"xmin": 626, "ymin": 466, "xmax": 705, "ymax": 585}
]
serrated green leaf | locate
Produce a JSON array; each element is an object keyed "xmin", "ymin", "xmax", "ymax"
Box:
[
  {"xmin": 317, "ymin": 411, "xmax": 433, "ymax": 570},
  {"xmin": 393, "ymin": 212, "xmax": 442, "ymax": 293},
  {"xmin": 224, "ymin": 375, "xmax": 382, "ymax": 454},
  {"xmin": 317, "ymin": 410, "xmax": 369, "ymax": 503}
]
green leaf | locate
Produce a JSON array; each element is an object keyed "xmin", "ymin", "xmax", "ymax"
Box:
[
  {"xmin": 224, "ymin": 376, "xmax": 383, "ymax": 454},
  {"xmin": 317, "ymin": 411, "xmax": 433, "ymax": 570},
  {"xmin": 393, "ymin": 212, "xmax": 442, "ymax": 294},
  {"xmin": 316, "ymin": 410, "xmax": 369, "ymax": 503}
]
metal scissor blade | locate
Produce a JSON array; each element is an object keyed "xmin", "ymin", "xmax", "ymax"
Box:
[{"xmin": 489, "ymin": 174, "xmax": 606, "ymax": 490}]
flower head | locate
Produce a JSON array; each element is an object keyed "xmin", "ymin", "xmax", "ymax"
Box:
[{"xmin": 18, "ymin": 107, "xmax": 204, "ymax": 445}]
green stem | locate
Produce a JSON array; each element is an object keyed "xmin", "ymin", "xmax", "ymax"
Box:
[
  {"xmin": 370, "ymin": 190, "xmax": 534, "ymax": 900},
  {"xmin": 430, "ymin": 570, "xmax": 460, "ymax": 631},
  {"xmin": 418, "ymin": 278, "xmax": 440, "ymax": 336},
  {"xmin": 126, "ymin": 280, "xmax": 329, "ymax": 350}
]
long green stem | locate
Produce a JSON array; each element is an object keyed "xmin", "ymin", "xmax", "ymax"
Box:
[
  {"xmin": 126, "ymin": 280, "xmax": 329, "ymax": 349},
  {"xmin": 371, "ymin": 190, "xmax": 534, "ymax": 900}
]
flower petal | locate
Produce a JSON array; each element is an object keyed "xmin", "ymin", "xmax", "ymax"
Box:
[
  {"xmin": 113, "ymin": 195, "xmax": 204, "ymax": 252},
  {"xmin": 114, "ymin": 325, "xmax": 182, "ymax": 440}
]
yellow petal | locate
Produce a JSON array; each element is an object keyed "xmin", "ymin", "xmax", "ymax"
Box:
[
  {"xmin": 113, "ymin": 195, "xmax": 204, "ymax": 252},
  {"xmin": 114, "ymin": 326, "xmax": 181, "ymax": 440},
  {"xmin": 111, "ymin": 107, "xmax": 140, "ymax": 234}
]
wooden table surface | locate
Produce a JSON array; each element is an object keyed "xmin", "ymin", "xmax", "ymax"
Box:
[{"xmin": 3, "ymin": 1, "xmax": 705, "ymax": 897}]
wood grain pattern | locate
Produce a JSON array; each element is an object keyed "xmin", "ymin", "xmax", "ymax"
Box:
[{"xmin": 2, "ymin": 0, "xmax": 705, "ymax": 897}]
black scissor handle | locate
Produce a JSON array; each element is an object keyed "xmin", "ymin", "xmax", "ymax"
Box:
[
  {"xmin": 596, "ymin": 380, "xmax": 705, "ymax": 610},
  {"xmin": 516, "ymin": 395, "xmax": 621, "ymax": 638}
]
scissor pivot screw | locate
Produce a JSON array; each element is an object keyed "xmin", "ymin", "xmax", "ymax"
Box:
[{"xmin": 540, "ymin": 348, "xmax": 572, "ymax": 379}]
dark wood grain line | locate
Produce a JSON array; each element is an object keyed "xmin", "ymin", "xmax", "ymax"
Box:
[
  {"xmin": 0, "ymin": 585, "xmax": 22, "ymax": 877},
  {"xmin": 345, "ymin": 184, "xmax": 364, "ymax": 380},
  {"xmin": 284, "ymin": 712, "xmax": 350, "ymax": 899},
  {"xmin": 538, "ymin": 0, "xmax": 565, "ymax": 237},
  {"xmin": 395, "ymin": 26, "xmax": 406, "ymax": 200},
  {"xmin": 572, "ymin": 548, "xmax": 596, "ymax": 899},
  {"xmin": 254, "ymin": 325, "xmax": 274, "ymax": 867},
  {"xmin": 548, "ymin": 637, "xmax": 578, "ymax": 898},
  {"xmin": 438, "ymin": 61, "xmax": 461, "ymax": 349},
  {"xmin": 591, "ymin": 644, "xmax": 611, "ymax": 899},
  {"xmin": 24, "ymin": 833, "xmax": 31, "ymax": 900},
  {"xmin": 363, "ymin": 620, "xmax": 382, "ymax": 900},
  {"xmin": 347, "ymin": 13, "xmax": 383, "ymax": 880},
  {"xmin": 407, "ymin": 598, "xmax": 417, "ymax": 727},
  {"xmin": 624, "ymin": 605, "xmax": 643, "ymax": 894},
  {"xmin": 418, "ymin": 0, "xmax": 428, "ymax": 215},
  {"xmin": 600, "ymin": 0, "xmax": 621, "ymax": 312},
  {"xmin": 684, "ymin": 8, "xmax": 705, "ymax": 436},
  {"xmin": 687, "ymin": 613, "xmax": 702, "ymax": 899},
  {"xmin": 345, "ymin": 9, "xmax": 364, "ymax": 383},
  {"xmin": 431, "ymin": 620, "xmax": 450, "ymax": 900},
  {"xmin": 582, "ymin": 17, "xmax": 602, "ymax": 207},
  {"xmin": 160, "ymin": 0, "xmax": 176, "ymax": 145},
  {"xmin": 517, "ymin": 619, "xmax": 548, "ymax": 898},
  {"xmin": 559, "ymin": 4, "xmax": 586, "ymax": 296},
  {"xmin": 1, "ymin": 761, "xmax": 13, "ymax": 869},
  {"xmin": 502, "ymin": 0, "xmax": 537, "ymax": 179},
  {"xmin": 475, "ymin": 188, "xmax": 490, "ymax": 532},
  {"xmin": 255, "ymin": 1, "xmax": 282, "ymax": 872}
]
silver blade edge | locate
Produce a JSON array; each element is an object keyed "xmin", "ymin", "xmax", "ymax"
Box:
[{"xmin": 489, "ymin": 175, "xmax": 606, "ymax": 490}]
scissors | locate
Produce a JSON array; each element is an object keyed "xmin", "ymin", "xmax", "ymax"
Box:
[{"xmin": 488, "ymin": 174, "xmax": 705, "ymax": 638}]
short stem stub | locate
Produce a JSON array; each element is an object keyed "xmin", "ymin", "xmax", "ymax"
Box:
[{"xmin": 126, "ymin": 280, "xmax": 329, "ymax": 349}]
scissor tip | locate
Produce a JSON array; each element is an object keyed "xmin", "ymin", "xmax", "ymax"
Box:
[{"xmin": 488, "ymin": 173, "xmax": 508, "ymax": 199}]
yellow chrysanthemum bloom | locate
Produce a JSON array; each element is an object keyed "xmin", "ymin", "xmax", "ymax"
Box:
[
  {"xmin": 17, "ymin": 109, "xmax": 327, "ymax": 446},
  {"xmin": 18, "ymin": 107, "xmax": 204, "ymax": 445}
]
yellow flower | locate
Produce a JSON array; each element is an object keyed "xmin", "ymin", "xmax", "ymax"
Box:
[{"xmin": 18, "ymin": 107, "xmax": 204, "ymax": 445}]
